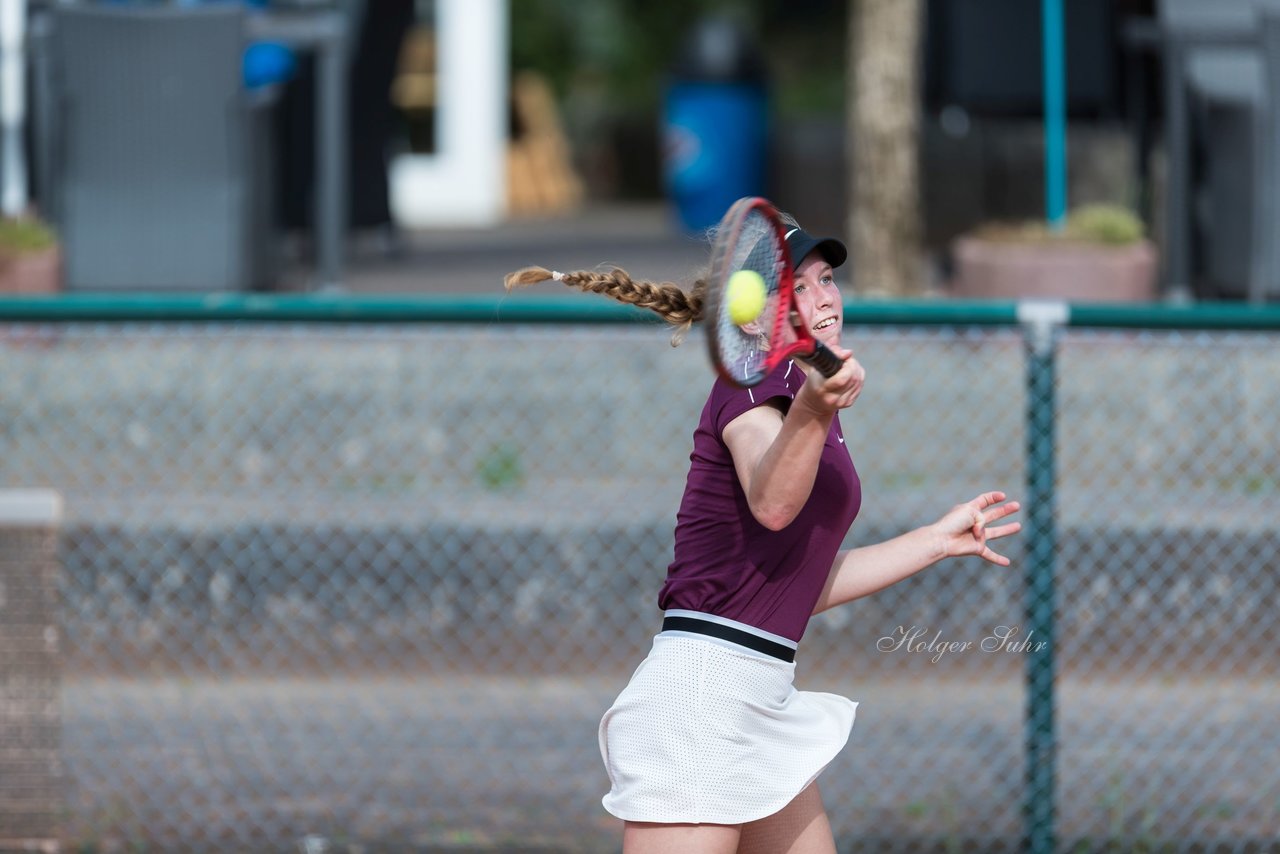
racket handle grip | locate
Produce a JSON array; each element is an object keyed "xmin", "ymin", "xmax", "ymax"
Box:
[{"xmin": 804, "ymin": 341, "xmax": 845, "ymax": 378}]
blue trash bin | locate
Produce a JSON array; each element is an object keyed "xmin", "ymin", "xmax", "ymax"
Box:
[{"xmin": 663, "ymin": 18, "xmax": 768, "ymax": 232}]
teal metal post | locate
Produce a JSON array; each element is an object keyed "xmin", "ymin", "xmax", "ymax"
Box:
[
  {"xmin": 1043, "ymin": 0, "xmax": 1067, "ymax": 229},
  {"xmin": 1022, "ymin": 305, "xmax": 1059, "ymax": 854}
]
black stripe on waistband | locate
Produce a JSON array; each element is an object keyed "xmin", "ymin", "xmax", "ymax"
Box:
[{"xmin": 661, "ymin": 615, "xmax": 796, "ymax": 663}]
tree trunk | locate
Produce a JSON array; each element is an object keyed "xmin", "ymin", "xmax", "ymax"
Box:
[{"xmin": 847, "ymin": 0, "xmax": 924, "ymax": 297}]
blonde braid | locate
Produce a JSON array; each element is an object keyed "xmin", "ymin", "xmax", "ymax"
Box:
[{"xmin": 504, "ymin": 266, "xmax": 708, "ymax": 345}]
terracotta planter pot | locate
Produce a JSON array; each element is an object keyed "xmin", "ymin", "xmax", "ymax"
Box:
[
  {"xmin": 949, "ymin": 235, "xmax": 1157, "ymax": 302},
  {"xmin": 0, "ymin": 247, "xmax": 62, "ymax": 294}
]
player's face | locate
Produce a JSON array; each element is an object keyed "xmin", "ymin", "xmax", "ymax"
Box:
[{"xmin": 790, "ymin": 251, "xmax": 842, "ymax": 346}]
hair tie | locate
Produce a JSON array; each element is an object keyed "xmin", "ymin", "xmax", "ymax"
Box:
[{"xmin": 551, "ymin": 270, "xmax": 566, "ymax": 282}]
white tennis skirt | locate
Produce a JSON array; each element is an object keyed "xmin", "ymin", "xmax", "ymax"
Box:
[{"xmin": 598, "ymin": 612, "xmax": 857, "ymax": 825}]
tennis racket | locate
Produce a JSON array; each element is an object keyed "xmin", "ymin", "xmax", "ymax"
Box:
[{"xmin": 704, "ymin": 197, "xmax": 845, "ymax": 388}]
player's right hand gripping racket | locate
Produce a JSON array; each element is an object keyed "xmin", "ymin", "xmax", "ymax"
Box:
[{"xmin": 704, "ymin": 196, "xmax": 846, "ymax": 388}]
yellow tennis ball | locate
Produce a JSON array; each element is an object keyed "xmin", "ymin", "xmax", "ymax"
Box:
[{"xmin": 726, "ymin": 269, "xmax": 767, "ymax": 325}]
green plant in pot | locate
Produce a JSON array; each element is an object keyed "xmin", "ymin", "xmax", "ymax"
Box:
[
  {"xmin": 949, "ymin": 203, "xmax": 1157, "ymax": 302},
  {"xmin": 0, "ymin": 216, "xmax": 61, "ymax": 294}
]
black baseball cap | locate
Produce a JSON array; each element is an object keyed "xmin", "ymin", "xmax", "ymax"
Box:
[{"xmin": 785, "ymin": 226, "xmax": 847, "ymax": 272}]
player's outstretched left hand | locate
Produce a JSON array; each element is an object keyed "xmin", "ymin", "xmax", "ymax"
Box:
[{"xmin": 932, "ymin": 491, "xmax": 1022, "ymax": 566}]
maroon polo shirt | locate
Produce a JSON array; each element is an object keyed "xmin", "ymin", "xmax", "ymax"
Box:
[{"xmin": 658, "ymin": 360, "xmax": 862, "ymax": 642}]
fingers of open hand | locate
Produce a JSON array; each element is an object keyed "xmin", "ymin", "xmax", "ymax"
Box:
[
  {"xmin": 970, "ymin": 494, "xmax": 1022, "ymax": 564},
  {"xmin": 944, "ymin": 493, "xmax": 1023, "ymax": 564},
  {"xmin": 981, "ymin": 545, "xmax": 1013, "ymax": 566},
  {"xmin": 984, "ymin": 521, "xmax": 1023, "ymax": 541},
  {"xmin": 974, "ymin": 490, "xmax": 1008, "ymax": 510},
  {"xmin": 972, "ymin": 494, "xmax": 1021, "ymax": 529}
]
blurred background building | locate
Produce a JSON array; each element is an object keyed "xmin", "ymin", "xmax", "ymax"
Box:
[{"xmin": 2, "ymin": 0, "xmax": 1278, "ymax": 300}]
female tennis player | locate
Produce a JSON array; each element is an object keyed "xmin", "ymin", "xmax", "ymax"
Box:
[{"xmin": 506, "ymin": 215, "xmax": 1021, "ymax": 854}]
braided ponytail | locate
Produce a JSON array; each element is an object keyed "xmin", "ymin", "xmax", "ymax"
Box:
[{"xmin": 504, "ymin": 266, "xmax": 708, "ymax": 346}]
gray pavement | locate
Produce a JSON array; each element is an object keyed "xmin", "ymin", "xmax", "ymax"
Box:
[{"xmin": 61, "ymin": 675, "xmax": 1280, "ymax": 852}]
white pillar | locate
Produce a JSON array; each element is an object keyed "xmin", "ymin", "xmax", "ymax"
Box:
[
  {"xmin": 0, "ymin": 0, "xmax": 28, "ymax": 217},
  {"xmin": 390, "ymin": 0, "xmax": 508, "ymax": 228}
]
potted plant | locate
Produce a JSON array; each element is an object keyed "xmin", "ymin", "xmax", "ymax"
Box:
[
  {"xmin": 948, "ymin": 203, "xmax": 1156, "ymax": 302},
  {"xmin": 0, "ymin": 216, "xmax": 60, "ymax": 294}
]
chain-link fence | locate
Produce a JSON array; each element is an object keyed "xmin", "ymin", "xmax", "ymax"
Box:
[{"xmin": 1, "ymin": 298, "xmax": 1278, "ymax": 853}]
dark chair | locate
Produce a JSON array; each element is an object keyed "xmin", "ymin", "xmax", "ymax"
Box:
[
  {"xmin": 49, "ymin": 4, "xmax": 279, "ymax": 291},
  {"xmin": 1158, "ymin": 0, "xmax": 1280, "ymax": 302}
]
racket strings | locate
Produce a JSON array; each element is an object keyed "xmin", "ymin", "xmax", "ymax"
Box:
[{"xmin": 709, "ymin": 211, "xmax": 786, "ymax": 384}]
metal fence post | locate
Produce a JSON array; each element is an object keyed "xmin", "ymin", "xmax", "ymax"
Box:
[{"xmin": 1019, "ymin": 302, "xmax": 1065, "ymax": 854}]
